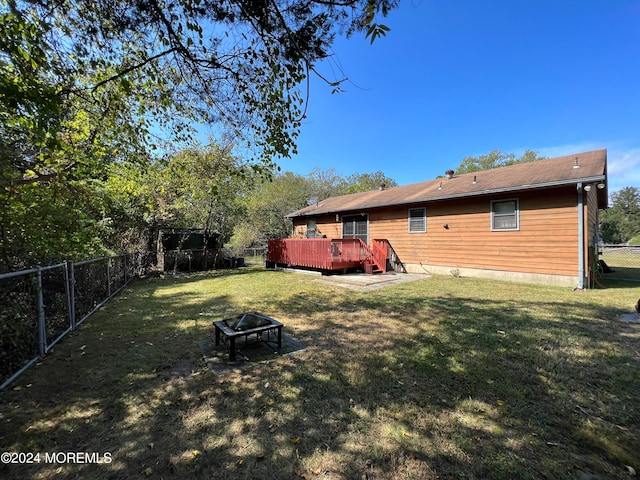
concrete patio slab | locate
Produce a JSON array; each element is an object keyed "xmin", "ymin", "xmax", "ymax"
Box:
[{"xmin": 313, "ymin": 272, "xmax": 429, "ymax": 291}]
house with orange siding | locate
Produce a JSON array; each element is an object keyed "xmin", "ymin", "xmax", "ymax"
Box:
[{"xmin": 272, "ymin": 149, "xmax": 608, "ymax": 288}]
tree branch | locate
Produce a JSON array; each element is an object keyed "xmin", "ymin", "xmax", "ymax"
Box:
[
  {"xmin": 89, "ymin": 47, "xmax": 178, "ymax": 92},
  {"xmin": 0, "ymin": 162, "xmax": 77, "ymax": 187},
  {"xmin": 310, "ymin": 0, "xmax": 359, "ymax": 6}
]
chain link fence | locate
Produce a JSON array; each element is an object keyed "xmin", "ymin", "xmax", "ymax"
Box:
[
  {"xmin": 231, "ymin": 247, "xmax": 266, "ymax": 266},
  {"xmin": 233, "ymin": 247, "xmax": 265, "ymax": 259},
  {"xmin": 598, "ymin": 244, "xmax": 640, "ymax": 282},
  {"xmin": 162, "ymin": 248, "xmax": 216, "ymax": 272},
  {"xmin": 0, "ymin": 253, "xmax": 155, "ymax": 390}
]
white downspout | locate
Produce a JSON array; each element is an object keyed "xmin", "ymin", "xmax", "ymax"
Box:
[{"xmin": 577, "ymin": 183, "xmax": 585, "ymax": 289}]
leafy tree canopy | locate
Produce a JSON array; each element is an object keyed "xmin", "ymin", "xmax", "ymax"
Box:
[
  {"xmin": 231, "ymin": 168, "xmax": 397, "ymax": 248},
  {"xmin": 0, "ymin": 139, "xmax": 257, "ymax": 270},
  {"xmin": 344, "ymin": 170, "xmax": 397, "ymax": 193},
  {"xmin": 306, "ymin": 167, "xmax": 348, "ymax": 203},
  {"xmin": 453, "ymin": 149, "xmax": 545, "ymax": 175},
  {"xmin": 231, "ymin": 171, "xmax": 311, "ymax": 248},
  {"xmin": 304, "ymin": 168, "xmax": 397, "ymax": 201},
  {"xmin": 1, "ymin": 0, "xmax": 398, "ymax": 187},
  {"xmin": 600, "ymin": 186, "xmax": 640, "ymax": 244}
]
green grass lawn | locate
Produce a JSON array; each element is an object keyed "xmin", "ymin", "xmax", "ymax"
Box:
[
  {"xmin": 600, "ymin": 251, "xmax": 640, "ymax": 282},
  {"xmin": 1, "ymin": 267, "xmax": 639, "ymax": 479}
]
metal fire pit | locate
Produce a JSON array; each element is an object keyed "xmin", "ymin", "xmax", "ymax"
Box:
[{"xmin": 213, "ymin": 312, "xmax": 283, "ymax": 361}]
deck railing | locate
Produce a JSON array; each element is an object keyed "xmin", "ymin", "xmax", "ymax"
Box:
[
  {"xmin": 267, "ymin": 238, "xmax": 373, "ymax": 270},
  {"xmin": 371, "ymin": 239, "xmax": 389, "ymax": 272}
]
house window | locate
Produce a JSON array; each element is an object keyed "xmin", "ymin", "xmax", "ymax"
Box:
[
  {"xmin": 491, "ymin": 199, "xmax": 519, "ymax": 231},
  {"xmin": 342, "ymin": 214, "xmax": 368, "ymax": 244},
  {"xmin": 306, "ymin": 219, "xmax": 317, "ymax": 238},
  {"xmin": 408, "ymin": 207, "xmax": 426, "ymax": 233}
]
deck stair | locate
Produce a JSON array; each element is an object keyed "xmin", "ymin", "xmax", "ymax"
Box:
[{"xmin": 362, "ymin": 239, "xmax": 389, "ymax": 274}]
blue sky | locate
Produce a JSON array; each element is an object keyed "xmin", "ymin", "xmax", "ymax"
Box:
[{"xmin": 276, "ymin": 0, "xmax": 640, "ymax": 194}]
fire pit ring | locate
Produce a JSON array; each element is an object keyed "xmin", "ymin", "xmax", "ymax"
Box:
[{"xmin": 213, "ymin": 312, "xmax": 283, "ymax": 362}]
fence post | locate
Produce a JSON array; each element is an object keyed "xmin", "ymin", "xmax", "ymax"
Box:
[
  {"xmin": 35, "ymin": 267, "xmax": 46, "ymax": 357},
  {"xmin": 67, "ymin": 260, "xmax": 76, "ymax": 330},
  {"xmin": 106, "ymin": 257, "xmax": 112, "ymax": 298}
]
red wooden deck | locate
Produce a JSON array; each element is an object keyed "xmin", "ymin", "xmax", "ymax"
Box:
[{"xmin": 267, "ymin": 238, "xmax": 389, "ymax": 273}]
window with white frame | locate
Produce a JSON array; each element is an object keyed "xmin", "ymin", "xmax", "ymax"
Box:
[
  {"xmin": 491, "ymin": 199, "xmax": 519, "ymax": 231},
  {"xmin": 408, "ymin": 207, "xmax": 426, "ymax": 233}
]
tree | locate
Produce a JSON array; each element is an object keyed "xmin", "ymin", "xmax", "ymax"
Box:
[
  {"xmin": 304, "ymin": 168, "xmax": 398, "ymax": 199},
  {"xmin": 306, "ymin": 168, "xmax": 348, "ymax": 203},
  {"xmin": 1, "ymin": 0, "xmax": 399, "ymax": 188},
  {"xmin": 1, "ymin": 0, "xmax": 398, "ymax": 269},
  {"xmin": 95, "ymin": 161, "xmax": 158, "ymax": 254},
  {"xmin": 0, "ymin": 179, "xmax": 108, "ymax": 271},
  {"xmin": 231, "ymin": 172, "xmax": 311, "ymax": 248},
  {"xmin": 144, "ymin": 142, "xmax": 256, "ymax": 243},
  {"xmin": 1, "ymin": 0, "xmax": 401, "ymax": 270},
  {"xmin": 232, "ymin": 168, "xmax": 398, "ymax": 247},
  {"xmin": 600, "ymin": 187, "xmax": 640, "ymax": 243},
  {"xmin": 344, "ymin": 171, "xmax": 397, "ymax": 193},
  {"xmin": 453, "ymin": 149, "xmax": 546, "ymax": 175},
  {"xmin": 1, "ymin": 4, "xmax": 167, "ymax": 188}
]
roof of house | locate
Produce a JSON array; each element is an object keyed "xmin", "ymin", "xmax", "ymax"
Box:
[{"xmin": 288, "ymin": 149, "xmax": 608, "ymax": 218}]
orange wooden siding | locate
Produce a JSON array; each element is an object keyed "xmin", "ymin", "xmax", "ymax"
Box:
[
  {"xmin": 586, "ymin": 187, "xmax": 599, "ymax": 245},
  {"xmin": 292, "ymin": 187, "xmax": 585, "ymax": 277},
  {"xmin": 292, "ymin": 214, "xmax": 341, "ymax": 238}
]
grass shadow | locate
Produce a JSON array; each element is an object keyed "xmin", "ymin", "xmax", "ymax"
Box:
[{"xmin": 1, "ymin": 268, "xmax": 638, "ymax": 479}]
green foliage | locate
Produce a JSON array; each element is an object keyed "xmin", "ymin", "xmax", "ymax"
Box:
[
  {"xmin": 0, "ymin": 2, "xmax": 163, "ymax": 189},
  {"xmin": 231, "ymin": 168, "xmax": 398, "ymax": 247},
  {"xmin": 0, "ymin": 140, "xmax": 261, "ymax": 271},
  {"xmin": 0, "ymin": 180, "xmax": 107, "ymax": 271},
  {"xmin": 365, "ymin": 23, "xmax": 391, "ymax": 44},
  {"xmin": 306, "ymin": 167, "xmax": 348, "ymax": 202},
  {"xmin": 600, "ymin": 187, "xmax": 640, "ymax": 243},
  {"xmin": 1, "ymin": 0, "xmax": 399, "ymax": 188},
  {"xmin": 96, "ymin": 163, "xmax": 157, "ymax": 253},
  {"xmin": 99, "ymin": 142, "xmax": 257, "ymax": 251},
  {"xmin": 344, "ymin": 171, "xmax": 398, "ymax": 193},
  {"xmin": 1, "ymin": 0, "xmax": 399, "ymax": 269},
  {"xmin": 454, "ymin": 149, "xmax": 546, "ymax": 175},
  {"xmin": 600, "ymin": 221, "xmax": 623, "ymax": 245},
  {"xmin": 231, "ymin": 172, "xmax": 311, "ymax": 248},
  {"xmin": 151, "ymin": 143, "xmax": 256, "ymax": 243},
  {"xmin": 361, "ymin": 0, "xmax": 395, "ymax": 44}
]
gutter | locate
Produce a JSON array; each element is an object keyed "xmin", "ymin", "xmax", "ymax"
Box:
[{"xmin": 577, "ymin": 182, "xmax": 586, "ymax": 289}]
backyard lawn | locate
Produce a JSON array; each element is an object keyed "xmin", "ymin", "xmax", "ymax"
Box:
[
  {"xmin": 1, "ymin": 267, "xmax": 639, "ymax": 479},
  {"xmin": 600, "ymin": 248, "xmax": 640, "ymax": 283}
]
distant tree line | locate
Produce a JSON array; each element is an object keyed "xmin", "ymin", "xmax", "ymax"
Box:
[
  {"xmin": 453, "ymin": 149, "xmax": 546, "ymax": 175},
  {"xmin": 600, "ymin": 187, "xmax": 640, "ymax": 244},
  {"xmin": 0, "ymin": 140, "xmax": 397, "ymax": 272}
]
